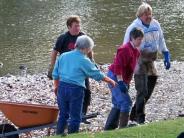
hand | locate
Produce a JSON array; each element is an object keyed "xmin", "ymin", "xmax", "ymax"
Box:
[
  {"xmin": 103, "ymin": 76, "xmax": 117, "ymax": 88},
  {"xmin": 117, "ymin": 81, "xmax": 128, "ymax": 93},
  {"xmin": 163, "ymin": 51, "xmax": 171, "ymax": 70},
  {"xmin": 47, "ymin": 64, "xmax": 54, "ymax": 80},
  {"xmin": 87, "ymin": 51, "xmax": 94, "ymax": 60},
  {"xmin": 109, "ymin": 79, "xmax": 117, "ymax": 88},
  {"xmin": 54, "ymin": 87, "xmax": 58, "ymax": 96},
  {"xmin": 164, "ymin": 60, "xmax": 170, "ymax": 70}
]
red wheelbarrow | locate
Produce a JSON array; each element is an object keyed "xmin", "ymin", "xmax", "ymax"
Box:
[{"xmin": 0, "ymin": 101, "xmax": 99, "ymax": 138}]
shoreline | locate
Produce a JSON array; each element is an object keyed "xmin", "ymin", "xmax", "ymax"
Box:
[{"xmin": 0, "ymin": 60, "xmax": 184, "ymax": 136}]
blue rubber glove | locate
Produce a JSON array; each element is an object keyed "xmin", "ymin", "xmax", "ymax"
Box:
[
  {"xmin": 162, "ymin": 51, "xmax": 171, "ymax": 70},
  {"xmin": 117, "ymin": 81, "xmax": 128, "ymax": 93}
]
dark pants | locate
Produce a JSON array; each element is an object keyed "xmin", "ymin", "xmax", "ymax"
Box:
[
  {"xmin": 82, "ymin": 78, "xmax": 91, "ymax": 115},
  {"xmin": 130, "ymin": 75, "xmax": 157, "ymax": 123},
  {"xmin": 104, "ymin": 107, "xmax": 120, "ymax": 130},
  {"xmin": 56, "ymin": 81, "xmax": 84, "ymax": 134}
]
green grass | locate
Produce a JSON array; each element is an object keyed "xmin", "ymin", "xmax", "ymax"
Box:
[{"xmin": 50, "ymin": 118, "xmax": 184, "ymax": 138}]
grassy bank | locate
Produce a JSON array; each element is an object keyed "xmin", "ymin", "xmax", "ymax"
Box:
[{"xmin": 50, "ymin": 117, "xmax": 184, "ymax": 138}]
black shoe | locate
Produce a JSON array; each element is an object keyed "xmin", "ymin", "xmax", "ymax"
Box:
[
  {"xmin": 82, "ymin": 119, "xmax": 91, "ymax": 124},
  {"xmin": 137, "ymin": 119, "xmax": 145, "ymax": 124},
  {"xmin": 136, "ymin": 114, "xmax": 145, "ymax": 124}
]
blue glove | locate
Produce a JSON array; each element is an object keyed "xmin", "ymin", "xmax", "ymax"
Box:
[
  {"xmin": 162, "ymin": 51, "xmax": 171, "ymax": 70},
  {"xmin": 117, "ymin": 81, "xmax": 128, "ymax": 93}
]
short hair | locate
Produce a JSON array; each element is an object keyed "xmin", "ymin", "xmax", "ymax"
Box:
[
  {"xmin": 66, "ymin": 15, "xmax": 81, "ymax": 27},
  {"xmin": 136, "ymin": 2, "xmax": 152, "ymax": 17},
  {"xmin": 76, "ymin": 35, "xmax": 94, "ymax": 50},
  {"xmin": 130, "ymin": 27, "xmax": 144, "ymax": 40}
]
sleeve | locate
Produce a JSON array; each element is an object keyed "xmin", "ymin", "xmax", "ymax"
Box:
[
  {"xmin": 157, "ymin": 22, "xmax": 168, "ymax": 52},
  {"xmin": 53, "ymin": 34, "xmax": 65, "ymax": 53},
  {"xmin": 123, "ymin": 24, "xmax": 135, "ymax": 45},
  {"xmin": 52, "ymin": 57, "xmax": 60, "ymax": 80},
  {"xmin": 113, "ymin": 48, "xmax": 128, "ymax": 75},
  {"xmin": 81, "ymin": 58, "xmax": 105, "ymax": 81}
]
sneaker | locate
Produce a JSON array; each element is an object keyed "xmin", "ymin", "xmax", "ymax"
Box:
[{"xmin": 128, "ymin": 121, "xmax": 139, "ymax": 127}]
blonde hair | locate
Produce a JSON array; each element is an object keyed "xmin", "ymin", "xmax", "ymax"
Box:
[{"xmin": 136, "ymin": 3, "xmax": 152, "ymax": 17}]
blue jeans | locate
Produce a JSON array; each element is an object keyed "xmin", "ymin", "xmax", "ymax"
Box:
[
  {"xmin": 56, "ymin": 81, "xmax": 84, "ymax": 134},
  {"xmin": 107, "ymin": 70, "xmax": 132, "ymax": 113}
]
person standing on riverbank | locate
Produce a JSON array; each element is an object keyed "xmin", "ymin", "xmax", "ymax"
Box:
[
  {"xmin": 104, "ymin": 28, "xmax": 144, "ymax": 130},
  {"xmin": 48, "ymin": 15, "xmax": 92, "ymax": 124},
  {"xmin": 123, "ymin": 2, "xmax": 171, "ymax": 124},
  {"xmin": 52, "ymin": 35, "xmax": 116, "ymax": 135}
]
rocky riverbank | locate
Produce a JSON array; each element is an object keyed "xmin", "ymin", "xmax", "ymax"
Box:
[{"xmin": 0, "ymin": 61, "xmax": 184, "ymax": 137}]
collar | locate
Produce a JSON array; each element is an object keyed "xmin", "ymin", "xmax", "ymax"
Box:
[
  {"xmin": 137, "ymin": 18, "xmax": 150, "ymax": 28},
  {"xmin": 75, "ymin": 49, "xmax": 86, "ymax": 56}
]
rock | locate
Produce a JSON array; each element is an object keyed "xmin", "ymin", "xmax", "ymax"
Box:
[{"xmin": 0, "ymin": 61, "xmax": 183, "ymax": 137}]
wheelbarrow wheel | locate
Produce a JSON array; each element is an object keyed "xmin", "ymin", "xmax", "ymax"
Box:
[{"xmin": 0, "ymin": 124, "xmax": 19, "ymax": 138}]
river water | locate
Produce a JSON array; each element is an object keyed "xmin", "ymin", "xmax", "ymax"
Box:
[{"xmin": 0, "ymin": 0, "xmax": 184, "ymax": 76}]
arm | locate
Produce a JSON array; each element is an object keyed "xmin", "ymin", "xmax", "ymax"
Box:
[
  {"xmin": 48, "ymin": 33, "xmax": 65, "ymax": 79},
  {"xmin": 80, "ymin": 57, "xmax": 104, "ymax": 80},
  {"xmin": 53, "ymin": 80, "xmax": 59, "ymax": 96},
  {"xmin": 48, "ymin": 50, "xmax": 58, "ymax": 79},
  {"xmin": 80, "ymin": 57, "xmax": 117, "ymax": 87},
  {"xmin": 102, "ymin": 76, "xmax": 116, "ymax": 88},
  {"xmin": 113, "ymin": 48, "xmax": 128, "ymax": 76},
  {"xmin": 157, "ymin": 22, "xmax": 171, "ymax": 70},
  {"xmin": 114, "ymin": 49, "xmax": 128, "ymax": 92},
  {"xmin": 81, "ymin": 58, "xmax": 117, "ymax": 87},
  {"xmin": 87, "ymin": 51, "xmax": 94, "ymax": 61},
  {"xmin": 116, "ymin": 75, "xmax": 128, "ymax": 93},
  {"xmin": 123, "ymin": 24, "xmax": 135, "ymax": 45},
  {"xmin": 157, "ymin": 21, "xmax": 168, "ymax": 52},
  {"xmin": 50, "ymin": 50, "xmax": 58, "ymax": 66},
  {"xmin": 52, "ymin": 57, "xmax": 61, "ymax": 96},
  {"xmin": 162, "ymin": 51, "xmax": 171, "ymax": 70}
]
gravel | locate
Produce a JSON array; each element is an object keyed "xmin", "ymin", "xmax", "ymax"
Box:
[{"xmin": 0, "ymin": 61, "xmax": 183, "ymax": 137}]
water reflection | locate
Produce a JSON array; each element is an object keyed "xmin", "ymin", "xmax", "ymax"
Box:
[{"xmin": 0, "ymin": 0, "xmax": 184, "ymax": 76}]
